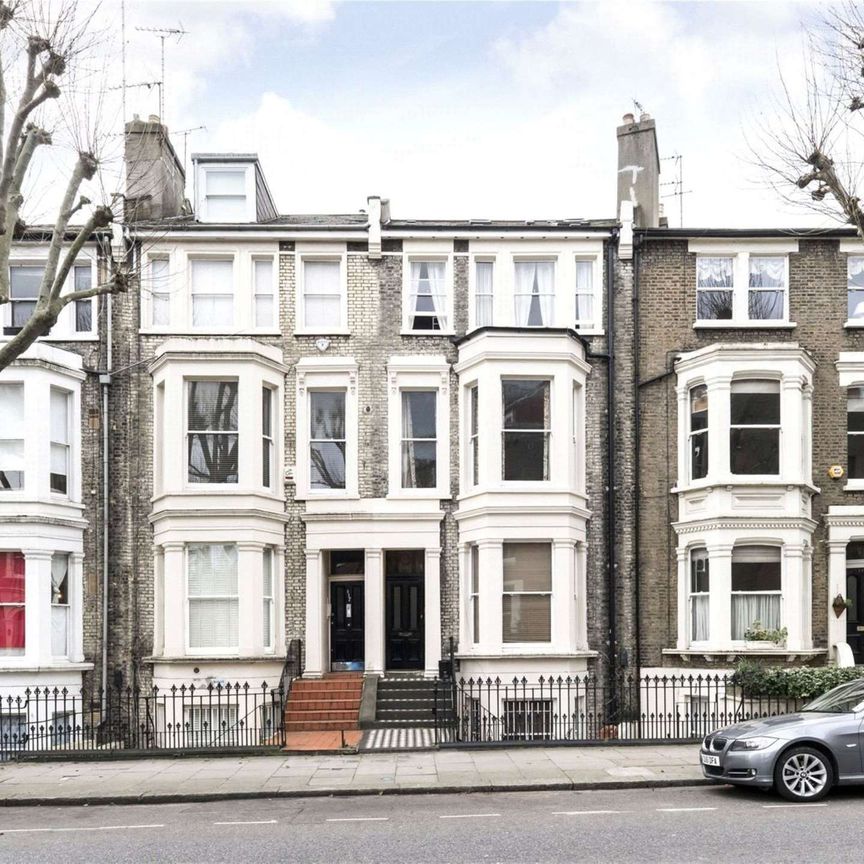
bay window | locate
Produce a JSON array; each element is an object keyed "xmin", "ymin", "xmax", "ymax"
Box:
[
  {"xmin": 407, "ymin": 260, "xmax": 447, "ymax": 331},
  {"xmin": 502, "ymin": 379, "xmax": 550, "ymax": 481},
  {"xmin": 689, "ymin": 548, "xmax": 709, "ymax": 642},
  {"xmin": 187, "ymin": 543, "xmax": 239, "ymax": 651},
  {"xmin": 849, "ymin": 387, "xmax": 864, "ymax": 479},
  {"xmin": 190, "ymin": 259, "xmax": 234, "ymax": 327},
  {"xmin": 50, "ymin": 553, "xmax": 69, "ymax": 657},
  {"xmin": 0, "ymin": 551, "xmax": 24, "ymax": 655},
  {"xmin": 187, "ymin": 381, "xmax": 239, "ymax": 484},
  {"xmin": 502, "ymin": 542, "xmax": 551, "ymax": 643},
  {"xmin": 475, "ymin": 261, "xmax": 493, "ymax": 327},
  {"xmin": 50, "ymin": 388, "xmax": 71, "ymax": 495},
  {"xmin": 262, "ymin": 548, "xmax": 274, "ymax": 651},
  {"xmin": 514, "ymin": 261, "xmax": 554, "ymax": 327},
  {"xmin": 302, "ymin": 259, "xmax": 343, "ymax": 331},
  {"xmin": 731, "ymin": 546, "xmax": 782, "ymax": 640},
  {"xmin": 262, "ymin": 387, "xmax": 274, "ymax": 488},
  {"xmin": 469, "ymin": 385, "xmax": 479, "ymax": 487},
  {"xmin": 470, "ymin": 544, "xmax": 479, "ymax": 644},
  {"xmin": 401, "ymin": 390, "xmax": 437, "ymax": 489},
  {"xmin": 689, "ymin": 384, "xmax": 708, "ymax": 481},
  {"xmin": 730, "ymin": 380, "xmax": 780, "ymax": 475},
  {"xmin": 309, "ymin": 390, "xmax": 346, "ymax": 490},
  {"xmin": 0, "ymin": 384, "xmax": 24, "ymax": 490},
  {"xmin": 253, "ymin": 258, "xmax": 275, "ymax": 328}
]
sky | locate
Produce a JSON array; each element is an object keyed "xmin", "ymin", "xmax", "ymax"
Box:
[{"xmin": 23, "ymin": 1, "xmax": 839, "ymax": 227}]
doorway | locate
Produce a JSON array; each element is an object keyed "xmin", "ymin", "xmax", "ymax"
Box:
[
  {"xmin": 329, "ymin": 550, "xmax": 365, "ymax": 671},
  {"xmin": 385, "ymin": 550, "xmax": 425, "ymax": 670},
  {"xmin": 846, "ymin": 567, "xmax": 864, "ymax": 664}
]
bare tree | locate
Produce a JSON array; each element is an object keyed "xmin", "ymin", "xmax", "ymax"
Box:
[
  {"xmin": 753, "ymin": 2, "xmax": 864, "ymax": 237},
  {"xmin": 0, "ymin": 0, "xmax": 130, "ymax": 371}
]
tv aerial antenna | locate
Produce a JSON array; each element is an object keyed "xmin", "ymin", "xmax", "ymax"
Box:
[
  {"xmin": 134, "ymin": 24, "xmax": 189, "ymax": 124},
  {"xmin": 660, "ymin": 153, "xmax": 693, "ymax": 228}
]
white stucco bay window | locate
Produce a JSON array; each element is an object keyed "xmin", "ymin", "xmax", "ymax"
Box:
[
  {"xmin": 689, "ymin": 239, "xmax": 798, "ymax": 329},
  {"xmin": 386, "ymin": 356, "xmax": 450, "ymax": 499},
  {"xmin": 675, "ymin": 344, "xmax": 814, "ymax": 493},
  {"xmin": 295, "ymin": 357, "xmax": 358, "ymax": 499},
  {"xmin": 0, "ymin": 344, "xmax": 88, "ymax": 682},
  {"xmin": 140, "ymin": 243, "xmax": 279, "ymax": 334},
  {"xmin": 467, "ymin": 239, "xmax": 604, "ymax": 334},
  {"xmin": 455, "ymin": 330, "xmax": 592, "ymax": 672}
]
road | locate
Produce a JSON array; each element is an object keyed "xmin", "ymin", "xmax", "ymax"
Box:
[{"xmin": 0, "ymin": 784, "xmax": 862, "ymax": 863}]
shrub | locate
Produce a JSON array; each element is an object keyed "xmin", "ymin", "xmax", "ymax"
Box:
[{"xmin": 731, "ymin": 660, "xmax": 864, "ymax": 700}]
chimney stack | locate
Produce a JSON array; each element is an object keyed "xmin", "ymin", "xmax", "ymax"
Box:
[
  {"xmin": 616, "ymin": 111, "xmax": 660, "ymax": 229},
  {"xmin": 124, "ymin": 115, "xmax": 186, "ymax": 222}
]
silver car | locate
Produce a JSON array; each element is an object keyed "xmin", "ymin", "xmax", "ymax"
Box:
[{"xmin": 700, "ymin": 677, "xmax": 864, "ymax": 802}]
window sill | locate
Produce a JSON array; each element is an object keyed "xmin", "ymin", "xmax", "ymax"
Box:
[
  {"xmin": 400, "ymin": 329, "xmax": 455, "ymax": 337},
  {"xmin": 844, "ymin": 320, "xmax": 864, "ymax": 328},
  {"xmin": 140, "ymin": 329, "xmax": 282, "ymax": 337},
  {"xmin": 693, "ymin": 320, "xmax": 796, "ymax": 330},
  {"xmin": 0, "ymin": 333, "xmax": 98, "ymax": 342},
  {"xmin": 294, "ymin": 328, "xmax": 351, "ymax": 337},
  {"xmin": 663, "ymin": 647, "xmax": 826, "ymax": 661},
  {"xmin": 456, "ymin": 650, "xmax": 598, "ymax": 660},
  {"xmin": 388, "ymin": 490, "xmax": 449, "ymax": 501},
  {"xmin": 844, "ymin": 479, "xmax": 864, "ymax": 491},
  {"xmin": 575, "ymin": 328, "xmax": 605, "ymax": 337}
]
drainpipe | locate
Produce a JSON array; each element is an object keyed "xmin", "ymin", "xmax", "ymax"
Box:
[
  {"xmin": 633, "ymin": 233, "xmax": 642, "ymax": 681},
  {"xmin": 605, "ymin": 232, "xmax": 618, "ymax": 716},
  {"xmin": 100, "ymin": 287, "xmax": 111, "ymax": 715}
]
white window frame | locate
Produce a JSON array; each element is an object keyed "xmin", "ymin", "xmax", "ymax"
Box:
[
  {"xmin": 0, "ymin": 382, "xmax": 25, "ymax": 492},
  {"xmin": 386, "ymin": 356, "xmax": 450, "ymax": 499},
  {"xmin": 501, "ymin": 541, "xmax": 552, "ymax": 645},
  {"xmin": 252, "ymin": 255, "xmax": 277, "ymax": 331},
  {"xmin": 730, "ymin": 544, "xmax": 783, "ymax": 642},
  {"xmin": 185, "ymin": 543, "xmax": 240, "ymax": 655},
  {"xmin": 402, "ymin": 253, "xmax": 453, "ymax": 335},
  {"xmin": 185, "ymin": 378, "xmax": 240, "ymax": 487},
  {"xmin": 262, "ymin": 385, "xmax": 275, "ymax": 490},
  {"xmin": 689, "ymin": 242, "xmax": 796, "ymax": 329},
  {"xmin": 197, "ymin": 163, "xmax": 255, "ymax": 223},
  {"xmin": 295, "ymin": 359, "xmax": 358, "ymax": 500},
  {"xmin": 295, "ymin": 253, "xmax": 348, "ymax": 335},
  {"xmin": 512, "ymin": 257, "xmax": 556, "ymax": 328},
  {"xmin": 189, "ymin": 256, "xmax": 236, "ymax": 330},
  {"xmin": 147, "ymin": 255, "xmax": 172, "ymax": 329},
  {"xmin": 469, "ymin": 543, "xmax": 479, "ymax": 644},
  {"xmin": 729, "ymin": 378, "xmax": 781, "ymax": 478},
  {"xmin": 49, "ymin": 387, "xmax": 72, "ymax": 498},
  {"xmin": 573, "ymin": 256, "xmax": 601, "ymax": 333},
  {"xmin": 689, "ymin": 547, "xmax": 709, "ymax": 644},
  {"xmin": 469, "ymin": 257, "xmax": 495, "ymax": 331},
  {"xmin": 501, "ymin": 376, "xmax": 551, "ymax": 483},
  {"xmin": 262, "ymin": 547, "xmax": 274, "ymax": 652},
  {"xmin": 50, "ymin": 552, "xmax": 70, "ymax": 658},
  {"xmin": 468, "ymin": 383, "xmax": 479, "ymax": 488},
  {"xmin": 1, "ymin": 254, "xmax": 98, "ymax": 341},
  {"xmin": 688, "ymin": 382, "xmax": 708, "ymax": 482}
]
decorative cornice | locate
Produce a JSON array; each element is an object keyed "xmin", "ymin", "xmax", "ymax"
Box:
[{"xmin": 673, "ymin": 516, "xmax": 818, "ymax": 534}]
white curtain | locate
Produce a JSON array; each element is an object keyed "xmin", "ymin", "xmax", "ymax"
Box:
[
  {"xmin": 749, "ymin": 257, "xmax": 785, "ymax": 287},
  {"xmin": 401, "ymin": 391, "xmax": 416, "ymax": 488},
  {"xmin": 732, "ymin": 595, "xmax": 781, "ymax": 640},
  {"xmin": 696, "ymin": 257, "xmax": 733, "ymax": 288},
  {"xmin": 413, "ymin": 261, "xmax": 447, "ymax": 328},
  {"xmin": 850, "ymin": 256, "xmax": 864, "ymax": 284},
  {"xmin": 50, "ymin": 554, "xmax": 69, "ymax": 657},
  {"xmin": 188, "ymin": 544, "xmax": 239, "ymax": 649},
  {"xmin": 515, "ymin": 262, "xmax": 554, "ymax": 326},
  {"xmin": 690, "ymin": 595, "xmax": 709, "ymax": 642},
  {"xmin": 575, "ymin": 260, "xmax": 594, "ymax": 326},
  {"xmin": 475, "ymin": 261, "xmax": 493, "ymax": 326},
  {"xmin": 262, "ymin": 549, "xmax": 273, "ymax": 650}
]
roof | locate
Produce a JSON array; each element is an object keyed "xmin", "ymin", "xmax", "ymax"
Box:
[
  {"xmin": 638, "ymin": 226, "xmax": 859, "ymax": 239},
  {"xmin": 191, "ymin": 153, "xmax": 260, "ymax": 163},
  {"xmin": 385, "ymin": 218, "xmax": 617, "ymax": 232}
]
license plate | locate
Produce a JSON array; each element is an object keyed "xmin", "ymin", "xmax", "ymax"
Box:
[{"xmin": 701, "ymin": 753, "xmax": 720, "ymax": 767}]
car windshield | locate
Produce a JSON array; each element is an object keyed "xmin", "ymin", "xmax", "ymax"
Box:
[{"xmin": 801, "ymin": 679, "xmax": 864, "ymax": 713}]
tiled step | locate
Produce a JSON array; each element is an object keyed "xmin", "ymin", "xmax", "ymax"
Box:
[
  {"xmin": 285, "ymin": 709, "xmax": 358, "ymax": 722},
  {"xmin": 284, "ymin": 698, "xmax": 361, "ymax": 711},
  {"xmin": 285, "ymin": 719, "xmax": 360, "ymax": 731},
  {"xmin": 288, "ymin": 689, "xmax": 362, "ymax": 701},
  {"xmin": 291, "ymin": 681, "xmax": 363, "ymax": 693}
]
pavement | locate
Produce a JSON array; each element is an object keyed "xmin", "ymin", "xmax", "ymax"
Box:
[{"xmin": 0, "ymin": 743, "xmax": 705, "ymax": 806}]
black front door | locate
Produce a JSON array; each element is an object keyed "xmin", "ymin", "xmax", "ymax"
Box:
[
  {"xmin": 847, "ymin": 568, "xmax": 864, "ymax": 664},
  {"xmin": 330, "ymin": 581, "xmax": 364, "ymax": 669},
  {"xmin": 385, "ymin": 551, "xmax": 425, "ymax": 670}
]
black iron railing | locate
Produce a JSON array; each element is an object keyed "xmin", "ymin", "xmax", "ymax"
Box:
[
  {"xmin": 1, "ymin": 641, "xmax": 304, "ymax": 758},
  {"xmin": 437, "ymin": 673, "xmax": 807, "ymax": 744}
]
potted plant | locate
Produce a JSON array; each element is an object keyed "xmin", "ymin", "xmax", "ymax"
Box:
[
  {"xmin": 832, "ymin": 594, "xmax": 854, "ymax": 618},
  {"xmin": 743, "ymin": 621, "xmax": 788, "ymax": 649}
]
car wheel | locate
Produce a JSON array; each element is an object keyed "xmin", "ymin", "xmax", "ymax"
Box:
[{"xmin": 774, "ymin": 746, "xmax": 834, "ymax": 802}]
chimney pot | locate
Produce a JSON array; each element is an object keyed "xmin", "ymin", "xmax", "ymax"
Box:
[
  {"xmin": 640, "ymin": 112, "xmax": 652, "ymax": 122},
  {"xmin": 622, "ymin": 112, "xmax": 635, "ymax": 124},
  {"xmin": 148, "ymin": 114, "xmax": 160, "ymax": 125},
  {"xmin": 133, "ymin": 113, "xmax": 140, "ymax": 122}
]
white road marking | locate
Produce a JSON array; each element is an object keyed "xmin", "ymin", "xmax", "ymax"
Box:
[
  {"xmin": 326, "ymin": 817, "xmax": 389, "ymax": 823},
  {"xmin": 763, "ymin": 803, "xmax": 828, "ymax": 809},
  {"xmin": 213, "ymin": 820, "xmax": 278, "ymax": 826},
  {"xmin": 656, "ymin": 807, "xmax": 717, "ymax": 813},
  {"xmin": 552, "ymin": 810, "xmax": 625, "ymax": 816},
  {"xmin": 0, "ymin": 824, "xmax": 164, "ymax": 835},
  {"xmin": 439, "ymin": 813, "xmax": 500, "ymax": 819}
]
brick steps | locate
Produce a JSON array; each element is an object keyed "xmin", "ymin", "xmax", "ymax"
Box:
[{"xmin": 283, "ymin": 674, "xmax": 363, "ymax": 737}]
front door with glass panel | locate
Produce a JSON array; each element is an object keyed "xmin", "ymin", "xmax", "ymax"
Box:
[
  {"xmin": 329, "ymin": 548, "xmax": 366, "ymax": 671},
  {"xmin": 847, "ymin": 566, "xmax": 864, "ymax": 664},
  {"xmin": 385, "ymin": 550, "xmax": 424, "ymax": 670}
]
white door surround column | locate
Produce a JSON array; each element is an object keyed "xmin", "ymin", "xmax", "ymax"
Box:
[
  {"xmin": 364, "ymin": 549, "xmax": 385, "ymax": 675},
  {"xmin": 304, "ymin": 549, "xmax": 326, "ymax": 677},
  {"xmin": 424, "ymin": 548, "xmax": 442, "ymax": 677}
]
